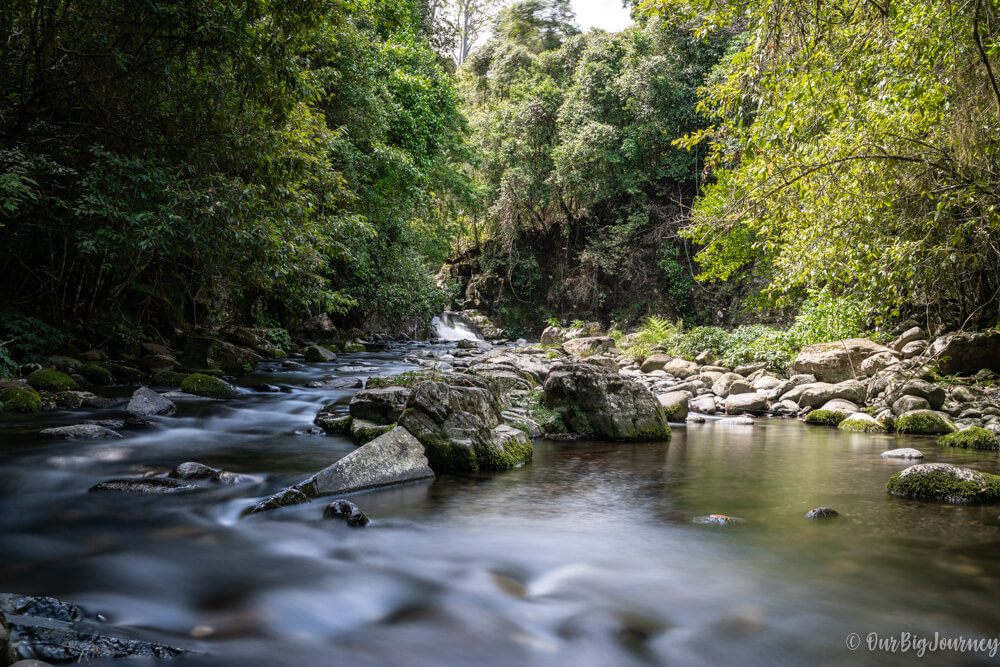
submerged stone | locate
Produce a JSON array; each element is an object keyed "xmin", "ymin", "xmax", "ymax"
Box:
[
  {"xmin": 805, "ymin": 507, "xmax": 839, "ymax": 519},
  {"xmin": 88, "ymin": 478, "xmax": 198, "ymax": 495},
  {"xmin": 694, "ymin": 514, "xmax": 741, "ymax": 526},
  {"xmin": 40, "ymin": 424, "xmax": 122, "ymax": 439}
]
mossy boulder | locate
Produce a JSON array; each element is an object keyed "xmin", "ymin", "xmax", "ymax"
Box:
[
  {"xmin": 542, "ymin": 362, "xmax": 671, "ymax": 441},
  {"xmin": 79, "ymin": 363, "xmax": 114, "ymax": 386},
  {"xmin": 183, "ymin": 335, "xmax": 262, "ymax": 374},
  {"xmin": 894, "ymin": 409, "xmax": 957, "ymax": 435},
  {"xmin": 938, "ymin": 427, "xmax": 1000, "ymax": 451},
  {"xmin": 153, "ymin": 370, "xmax": 191, "ymax": 387},
  {"xmin": 397, "ymin": 373, "xmax": 533, "ymax": 473},
  {"xmin": 886, "ymin": 463, "xmax": 1000, "ymax": 503},
  {"xmin": 180, "ymin": 373, "xmax": 233, "ymax": 398},
  {"xmin": 837, "ymin": 412, "xmax": 888, "ymax": 433},
  {"xmin": 342, "ymin": 342, "xmax": 366, "ymax": 353},
  {"xmin": 804, "ymin": 409, "xmax": 846, "ymax": 426},
  {"xmin": 26, "ymin": 368, "xmax": 78, "ymax": 392},
  {"xmin": 0, "ymin": 386, "xmax": 43, "ymax": 413},
  {"xmin": 315, "ymin": 405, "xmax": 352, "ymax": 434}
]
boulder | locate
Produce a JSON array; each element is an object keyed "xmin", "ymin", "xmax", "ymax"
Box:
[
  {"xmin": 541, "ymin": 326, "xmax": 587, "ymax": 347},
  {"xmin": 900, "ymin": 340, "xmax": 928, "ymax": 359},
  {"xmin": 880, "ymin": 448, "xmax": 924, "ymax": 459},
  {"xmin": 639, "ymin": 354, "xmax": 672, "ymax": 373},
  {"xmin": 860, "ymin": 351, "xmax": 899, "ymax": 377},
  {"xmin": 303, "ymin": 345, "xmax": 338, "ymax": 362},
  {"xmin": 838, "ymin": 412, "xmax": 887, "ymax": 433},
  {"xmin": 0, "ymin": 387, "xmax": 42, "ymax": 413},
  {"xmin": 138, "ymin": 355, "xmax": 179, "ymax": 374},
  {"xmin": 753, "ymin": 375, "xmax": 783, "ymax": 391},
  {"xmin": 894, "ymin": 379, "xmax": 946, "ymax": 410},
  {"xmin": 689, "ymin": 395, "xmax": 717, "ymax": 415},
  {"xmin": 656, "ymin": 391, "xmax": 689, "ymax": 421},
  {"xmin": 26, "ymin": 369, "xmax": 78, "ymax": 392},
  {"xmin": 542, "ymin": 363, "xmax": 670, "ymax": 441},
  {"xmin": 805, "ymin": 507, "xmax": 839, "ymax": 519},
  {"xmin": 790, "ymin": 338, "xmax": 893, "ymax": 383},
  {"xmin": 725, "ymin": 392, "xmax": 767, "ymax": 415},
  {"xmin": 886, "ymin": 463, "xmax": 1000, "ymax": 503},
  {"xmin": 804, "ymin": 410, "xmax": 847, "ymax": 426},
  {"xmin": 0, "ymin": 593, "xmax": 188, "ymax": 662},
  {"xmin": 894, "ymin": 409, "xmax": 957, "ymax": 435},
  {"xmin": 125, "ymin": 387, "xmax": 176, "ymax": 417},
  {"xmin": 662, "ymin": 358, "xmax": 699, "ymax": 379},
  {"xmin": 771, "ymin": 399, "xmax": 800, "ymax": 416},
  {"xmin": 819, "ymin": 398, "xmax": 860, "ymax": 415},
  {"xmin": 180, "ymin": 373, "xmax": 233, "ymax": 398},
  {"xmin": 296, "ymin": 426, "xmax": 434, "ymax": 497},
  {"xmin": 797, "ymin": 380, "xmax": 866, "ymax": 408},
  {"xmin": 926, "ymin": 332, "xmax": 1000, "ymax": 376},
  {"xmin": 351, "ymin": 419, "xmax": 394, "ymax": 444},
  {"xmin": 726, "ymin": 380, "xmax": 754, "ymax": 396},
  {"xmin": 349, "ymin": 387, "xmax": 411, "ymax": 425},
  {"xmin": 892, "ymin": 326, "xmax": 926, "ymax": 352},
  {"xmin": 399, "ymin": 374, "xmax": 533, "ymax": 472},
  {"xmin": 40, "ymin": 424, "xmax": 122, "ymax": 439},
  {"xmin": 711, "ymin": 372, "xmax": 745, "ymax": 398},
  {"xmin": 183, "ymin": 335, "xmax": 262, "ymax": 374},
  {"xmin": 561, "ymin": 336, "xmax": 616, "ymax": 357}
]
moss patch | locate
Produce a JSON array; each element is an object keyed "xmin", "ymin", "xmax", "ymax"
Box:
[
  {"xmin": 663, "ymin": 403, "xmax": 685, "ymax": 421},
  {"xmin": 838, "ymin": 416, "xmax": 888, "ymax": 433},
  {"xmin": 26, "ymin": 369, "xmax": 78, "ymax": 392},
  {"xmin": 79, "ymin": 364, "xmax": 114, "ymax": 386},
  {"xmin": 938, "ymin": 427, "xmax": 999, "ymax": 451},
  {"xmin": 628, "ymin": 425, "xmax": 672, "ymax": 441},
  {"xmin": 0, "ymin": 387, "xmax": 43, "ymax": 413},
  {"xmin": 351, "ymin": 419, "xmax": 394, "ymax": 445},
  {"xmin": 153, "ymin": 370, "xmax": 191, "ymax": 387},
  {"xmin": 342, "ymin": 343, "xmax": 366, "ymax": 353},
  {"xmin": 180, "ymin": 373, "xmax": 232, "ymax": 398},
  {"xmin": 367, "ymin": 370, "xmax": 444, "ymax": 389},
  {"xmin": 804, "ymin": 409, "xmax": 846, "ymax": 426}
]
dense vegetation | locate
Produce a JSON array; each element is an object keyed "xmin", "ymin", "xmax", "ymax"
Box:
[
  {"xmin": 645, "ymin": 0, "xmax": 1000, "ymax": 329},
  {"xmin": 0, "ymin": 0, "xmax": 466, "ymax": 340},
  {"xmin": 451, "ymin": 4, "xmax": 734, "ymax": 326},
  {"xmin": 2, "ymin": 0, "xmax": 998, "ymax": 364}
]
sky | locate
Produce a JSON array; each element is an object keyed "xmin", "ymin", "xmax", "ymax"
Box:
[{"xmin": 571, "ymin": 0, "xmax": 633, "ymax": 32}]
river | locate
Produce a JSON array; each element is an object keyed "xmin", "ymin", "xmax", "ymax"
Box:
[{"xmin": 2, "ymin": 344, "xmax": 1000, "ymax": 665}]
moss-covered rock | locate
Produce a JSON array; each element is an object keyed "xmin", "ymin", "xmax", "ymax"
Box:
[
  {"xmin": 79, "ymin": 363, "xmax": 114, "ymax": 386},
  {"xmin": 938, "ymin": 427, "xmax": 1000, "ymax": 451},
  {"xmin": 837, "ymin": 413, "xmax": 888, "ymax": 433},
  {"xmin": 804, "ymin": 409, "xmax": 846, "ymax": 426},
  {"xmin": 886, "ymin": 463, "xmax": 1000, "ymax": 503},
  {"xmin": 0, "ymin": 386, "xmax": 43, "ymax": 413},
  {"xmin": 351, "ymin": 419, "xmax": 394, "ymax": 444},
  {"xmin": 894, "ymin": 409, "xmax": 957, "ymax": 435},
  {"xmin": 342, "ymin": 343, "xmax": 366, "ymax": 353},
  {"xmin": 315, "ymin": 405, "xmax": 352, "ymax": 434},
  {"xmin": 26, "ymin": 368, "xmax": 78, "ymax": 392},
  {"xmin": 303, "ymin": 345, "xmax": 338, "ymax": 362},
  {"xmin": 180, "ymin": 373, "xmax": 232, "ymax": 398},
  {"xmin": 100, "ymin": 362, "xmax": 148, "ymax": 384},
  {"xmin": 153, "ymin": 370, "xmax": 191, "ymax": 387}
]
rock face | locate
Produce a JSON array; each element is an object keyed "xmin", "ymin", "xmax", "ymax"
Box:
[
  {"xmin": 926, "ymin": 331, "xmax": 1000, "ymax": 376},
  {"xmin": 886, "ymin": 463, "xmax": 1000, "ymax": 503},
  {"xmin": 561, "ymin": 336, "xmax": 616, "ymax": 356},
  {"xmin": 126, "ymin": 387, "xmax": 176, "ymax": 417},
  {"xmin": 297, "ymin": 427, "xmax": 434, "ymax": 497},
  {"xmin": 40, "ymin": 424, "xmax": 121, "ymax": 439},
  {"xmin": 790, "ymin": 338, "xmax": 893, "ymax": 383},
  {"xmin": 349, "ymin": 387, "xmax": 411, "ymax": 424},
  {"xmin": 543, "ymin": 363, "xmax": 670, "ymax": 441},
  {"xmin": 399, "ymin": 374, "xmax": 533, "ymax": 472},
  {"xmin": 183, "ymin": 335, "xmax": 262, "ymax": 373},
  {"xmin": 0, "ymin": 593, "xmax": 188, "ymax": 662}
]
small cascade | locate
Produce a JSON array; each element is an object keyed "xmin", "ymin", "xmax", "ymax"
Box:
[{"xmin": 431, "ymin": 311, "xmax": 481, "ymax": 341}]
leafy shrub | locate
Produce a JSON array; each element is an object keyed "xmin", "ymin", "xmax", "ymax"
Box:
[
  {"xmin": 787, "ymin": 289, "xmax": 870, "ymax": 347},
  {"xmin": 0, "ymin": 314, "xmax": 67, "ymax": 364},
  {"xmin": 669, "ymin": 326, "xmax": 729, "ymax": 360}
]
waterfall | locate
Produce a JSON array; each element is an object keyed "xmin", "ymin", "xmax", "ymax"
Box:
[{"xmin": 431, "ymin": 311, "xmax": 481, "ymax": 341}]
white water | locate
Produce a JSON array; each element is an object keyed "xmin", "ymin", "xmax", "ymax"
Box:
[{"xmin": 432, "ymin": 311, "xmax": 481, "ymax": 341}]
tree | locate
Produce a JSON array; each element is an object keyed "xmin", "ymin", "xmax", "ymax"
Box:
[{"xmin": 644, "ymin": 0, "xmax": 1000, "ymax": 328}]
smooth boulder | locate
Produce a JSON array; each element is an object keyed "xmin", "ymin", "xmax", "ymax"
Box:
[
  {"xmin": 790, "ymin": 338, "xmax": 893, "ymax": 383},
  {"xmin": 126, "ymin": 387, "xmax": 176, "ymax": 417}
]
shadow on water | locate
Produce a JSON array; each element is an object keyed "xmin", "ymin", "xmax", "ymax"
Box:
[{"xmin": 2, "ymin": 346, "xmax": 1000, "ymax": 665}]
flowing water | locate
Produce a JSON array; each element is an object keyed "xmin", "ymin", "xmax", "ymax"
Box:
[{"xmin": 2, "ymin": 345, "xmax": 1000, "ymax": 666}]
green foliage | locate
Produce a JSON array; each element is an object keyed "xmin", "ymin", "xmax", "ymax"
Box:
[
  {"xmin": 0, "ymin": 342, "xmax": 15, "ymax": 378},
  {"xmin": 0, "ymin": 314, "xmax": 67, "ymax": 364},
  {"xmin": 648, "ymin": 0, "xmax": 1000, "ymax": 328},
  {"xmin": 787, "ymin": 290, "xmax": 870, "ymax": 347},
  {"xmin": 804, "ymin": 410, "xmax": 847, "ymax": 427},
  {"xmin": 26, "ymin": 369, "xmax": 78, "ymax": 392},
  {"xmin": 938, "ymin": 427, "xmax": 1000, "ymax": 451},
  {"xmin": 367, "ymin": 369, "xmax": 446, "ymax": 389}
]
